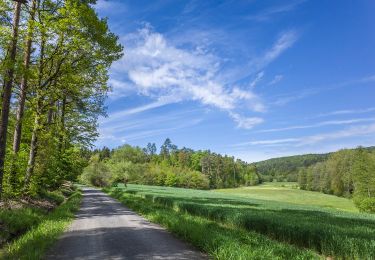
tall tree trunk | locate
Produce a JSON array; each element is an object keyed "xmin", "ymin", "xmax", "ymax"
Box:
[
  {"xmin": 24, "ymin": 114, "xmax": 39, "ymax": 189},
  {"xmin": 13, "ymin": 0, "xmax": 38, "ymax": 154},
  {"xmin": 24, "ymin": 29, "xmax": 45, "ymax": 193},
  {"xmin": 0, "ymin": 1, "xmax": 22, "ymax": 199},
  {"xmin": 58, "ymin": 95, "xmax": 66, "ymax": 152}
]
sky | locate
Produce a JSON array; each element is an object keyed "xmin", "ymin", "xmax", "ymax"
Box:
[{"xmin": 94, "ymin": 0, "xmax": 375, "ymax": 162}]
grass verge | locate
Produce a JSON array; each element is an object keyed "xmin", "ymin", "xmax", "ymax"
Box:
[
  {"xmin": 104, "ymin": 187, "xmax": 319, "ymax": 260},
  {"xmin": 1, "ymin": 190, "xmax": 81, "ymax": 259},
  {"xmin": 107, "ymin": 185, "xmax": 375, "ymax": 259}
]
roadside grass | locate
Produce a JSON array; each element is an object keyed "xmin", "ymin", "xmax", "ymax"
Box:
[
  {"xmin": 217, "ymin": 182, "xmax": 357, "ymax": 212},
  {"xmin": 106, "ymin": 184, "xmax": 375, "ymax": 259},
  {"xmin": 105, "ymin": 187, "xmax": 319, "ymax": 260},
  {"xmin": 1, "ymin": 191, "xmax": 82, "ymax": 259}
]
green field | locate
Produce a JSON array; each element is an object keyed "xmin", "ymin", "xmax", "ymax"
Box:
[
  {"xmin": 216, "ymin": 182, "xmax": 358, "ymax": 212},
  {"xmin": 105, "ymin": 183, "xmax": 375, "ymax": 259}
]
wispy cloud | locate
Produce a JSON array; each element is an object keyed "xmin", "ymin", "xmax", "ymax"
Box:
[
  {"xmin": 109, "ymin": 26, "xmax": 285, "ymax": 129},
  {"xmin": 299, "ymin": 123, "xmax": 375, "ymax": 146},
  {"xmin": 95, "ymin": 0, "xmax": 127, "ymax": 13},
  {"xmin": 234, "ymin": 138, "xmax": 300, "ymax": 147},
  {"xmin": 268, "ymin": 75, "xmax": 284, "ymax": 86},
  {"xmin": 246, "ymin": 0, "xmax": 307, "ymax": 22},
  {"xmin": 258, "ymin": 117, "xmax": 375, "ymax": 133},
  {"xmin": 316, "ymin": 107, "xmax": 375, "ymax": 118},
  {"xmin": 98, "ymin": 117, "xmax": 203, "ymax": 145},
  {"xmin": 234, "ymin": 123, "xmax": 375, "ymax": 148},
  {"xmin": 101, "ymin": 99, "xmax": 173, "ymax": 124},
  {"xmin": 229, "ymin": 112, "xmax": 264, "ymax": 129},
  {"xmin": 269, "ymin": 75, "xmax": 375, "ymax": 107},
  {"xmin": 249, "ymin": 71, "xmax": 265, "ymax": 88}
]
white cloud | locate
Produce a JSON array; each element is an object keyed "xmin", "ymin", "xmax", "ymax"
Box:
[
  {"xmin": 258, "ymin": 31, "xmax": 297, "ymax": 67},
  {"xmin": 258, "ymin": 117, "xmax": 375, "ymax": 133},
  {"xmin": 246, "ymin": 0, "xmax": 307, "ymax": 22},
  {"xmin": 249, "ymin": 71, "xmax": 265, "ymax": 88},
  {"xmin": 95, "ymin": 0, "xmax": 127, "ymax": 13},
  {"xmin": 234, "ymin": 138, "xmax": 299, "ymax": 147},
  {"xmin": 110, "ymin": 26, "xmax": 273, "ymax": 128},
  {"xmin": 229, "ymin": 112, "xmax": 264, "ymax": 129},
  {"xmin": 317, "ymin": 107, "xmax": 375, "ymax": 117},
  {"xmin": 299, "ymin": 123, "xmax": 375, "ymax": 146},
  {"xmin": 268, "ymin": 75, "xmax": 284, "ymax": 85},
  {"xmin": 234, "ymin": 123, "xmax": 375, "ymax": 148}
]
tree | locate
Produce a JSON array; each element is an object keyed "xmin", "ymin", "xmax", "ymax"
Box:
[
  {"xmin": 0, "ymin": 0, "xmax": 23, "ymax": 198},
  {"xmin": 12, "ymin": 0, "xmax": 38, "ymax": 155},
  {"xmin": 352, "ymin": 148, "xmax": 375, "ymax": 212}
]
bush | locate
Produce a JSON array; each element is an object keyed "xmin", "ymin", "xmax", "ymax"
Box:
[
  {"xmin": 80, "ymin": 161, "xmax": 111, "ymax": 187},
  {"xmin": 354, "ymin": 197, "xmax": 375, "ymax": 213}
]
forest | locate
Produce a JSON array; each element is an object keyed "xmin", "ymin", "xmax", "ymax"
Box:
[
  {"xmin": 0, "ymin": 0, "xmax": 122, "ymax": 199},
  {"xmin": 82, "ymin": 143, "xmax": 375, "ymax": 213},
  {"xmin": 298, "ymin": 147, "xmax": 375, "ymax": 212},
  {"xmin": 255, "ymin": 153, "xmax": 328, "ymax": 182},
  {"xmin": 82, "ymin": 138, "xmax": 260, "ymax": 189}
]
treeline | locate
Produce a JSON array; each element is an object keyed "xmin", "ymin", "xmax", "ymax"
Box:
[
  {"xmin": 255, "ymin": 154, "xmax": 328, "ymax": 182},
  {"xmin": 82, "ymin": 138, "xmax": 260, "ymax": 189},
  {"xmin": 0, "ymin": 0, "xmax": 122, "ymax": 198},
  {"xmin": 298, "ymin": 147, "xmax": 375, "ymax": 213}
]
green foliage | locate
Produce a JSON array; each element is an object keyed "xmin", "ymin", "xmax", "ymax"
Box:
[
  {"xmin": 87, "ymin": 140, "xmax": 260, "ymax": 190},
  {"xmin": 2, "ymin": 191, "xmax": 82, "ymax": 259},
  {"xmin": 297, "ymin": 147, "xmax": 375, "ymax": 213},
  {"xmin": 352, "ymin": 149, "xmax": 375, "ymax": 212},
  {"xmin": 256, "ymin": 153, "xmax": 328, "ymax": 182},
  {"xmin": 106, "ymin": 184, "xmax": 375, "ymax": 259},
  {"xmin": 0, "ymin": 0, "xmax": 122, "ymax": 198},
  {"xmin": 80, "ymin": 156, "xmax": 111, "ymax": 187}
]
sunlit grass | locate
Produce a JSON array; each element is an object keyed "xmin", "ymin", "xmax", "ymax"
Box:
[
  {"xmin": 105, "ymin": 187, "xmax": 319, "ymax": 260},
  {"xmin": 106, "ymin": 184, "xmax": 375, "ymax": 259},
  {"xmin": 216, "ymin": 182, "xmax": 358, "ymax": 212},
  {"xmin": 1, "ymin": 191, "xmax": 81, "ymax": 259}
]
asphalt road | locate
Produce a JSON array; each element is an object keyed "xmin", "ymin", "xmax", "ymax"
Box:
[{"xmin": 45, "ymin": 187, "xmax": 206, "ymax": 260}]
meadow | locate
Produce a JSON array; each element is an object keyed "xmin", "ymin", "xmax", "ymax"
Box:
[
  {"xmin": 105, "ymin": 183, "xmax": 375, "ymax": 259},
  {"xmin": 216, "ymin": 182, "xmax": 358, "ymax": 212}
]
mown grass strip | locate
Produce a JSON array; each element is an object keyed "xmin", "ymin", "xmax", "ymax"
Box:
[
  {"xmin": 105, "ymin": 188, "xmax": 319, "ymax": 260},
  {"xmin": 1, "ymin": 191, "xmax": 82, "ymax": 260}
]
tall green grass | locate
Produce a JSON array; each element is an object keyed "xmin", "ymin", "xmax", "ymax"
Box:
[
  {"xmin": 1, "ymin": 191, "xmax": 82, "ymax": 259},
  {"xmin": 106, "ymin": 184, "xmax": 375, "ymax": 259},
  {"xmin": 106, "ymin": 188, "xmax": 319, "ymax": 259}
]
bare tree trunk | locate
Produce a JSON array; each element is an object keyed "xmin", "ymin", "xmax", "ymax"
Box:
[
  {"xmin": 0, "ymin": 1, "xmax": 22, "ymax": 199},
  {"xmin": 13, "ymin": 0, "xmax": 38, "ymax": 154}
]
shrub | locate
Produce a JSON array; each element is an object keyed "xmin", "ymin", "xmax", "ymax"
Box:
[
  {"xmin": 354, "ymin": 197, "xmax": 375, "ymax": 213},
  {"xmin": 80, "ymin": 161, "xmax": 111, "ymax": 187}
]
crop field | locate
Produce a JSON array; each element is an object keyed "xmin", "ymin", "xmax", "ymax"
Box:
[
  {"xmin": 105, "ymin": 183, "xmax": 375, "ymax": 259},
  {"xmin": 216, "ymin": 182, "xmax": 358, "ymax": 212}
]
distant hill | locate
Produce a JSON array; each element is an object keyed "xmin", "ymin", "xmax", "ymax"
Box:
[{"xmin": 254, "ymin": 146, "xmax": 375, "ymax": 182}]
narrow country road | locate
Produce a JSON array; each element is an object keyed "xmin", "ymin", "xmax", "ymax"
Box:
[{"xmin": 45, "ymin": 187, "xmax": 206, "ymax": 260}]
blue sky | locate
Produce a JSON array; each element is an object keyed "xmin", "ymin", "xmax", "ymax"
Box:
[{"xmin": 94, "ymin": 0, "xmax": 375, "ymax": 162}]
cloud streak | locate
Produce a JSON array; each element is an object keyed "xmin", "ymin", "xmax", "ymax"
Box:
[
  {"xmin": 235, "ymin": 123, "xmax": 375, "ymax": 147},
  {"xmin": 258, "ymin": 117, "xmax": 375, "ymax": 133},
  {"xmin": 109, "ymin": 26, "xmax": 295, "ymax": 129}
]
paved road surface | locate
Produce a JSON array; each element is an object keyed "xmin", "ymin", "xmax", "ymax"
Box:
[{"xmin": 45, "ymin": 187, "xmax": 206, "ymax": 260}]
